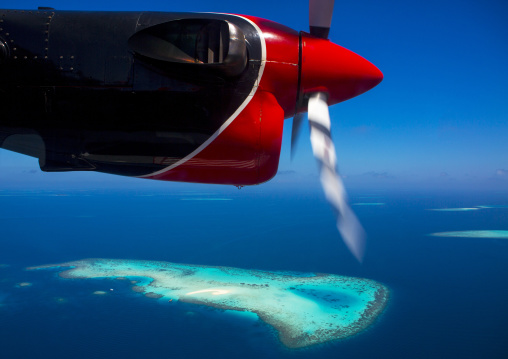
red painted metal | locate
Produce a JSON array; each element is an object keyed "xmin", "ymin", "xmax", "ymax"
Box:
[
  {"xmin": 243, "ymin": 16, "xmax": 300, "ymax": 119},
  {"xmin": 300, "ymin": 33, "xmax": 383, "ymax": 107},
  {"xmin": 147, "ymin": 91, "xmax": 284, "ymax": 185}
]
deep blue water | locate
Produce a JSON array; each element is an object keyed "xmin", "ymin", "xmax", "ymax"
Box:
[{"xmin": 0, "ymin": 186, "xmax": 507, "ymax": 358}]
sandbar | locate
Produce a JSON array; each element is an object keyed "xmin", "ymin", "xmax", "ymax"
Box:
[
  {"xmin": 428, "ymin": 208, "xmax": 479, "ymax": 212},
  {"xmin": 16, "ymin": 282, "xmax": 32, "ymax": 288},
  {"xmin": 430, "ymin": 230, "xmax": 508, "ymax": 238},
  {"xmin": 477, "ymin": 205, "xmax": 508, "ymax": 209}
]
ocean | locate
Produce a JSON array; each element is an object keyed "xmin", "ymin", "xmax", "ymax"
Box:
[{"xmin": 0, "ymin": 185, "xmax": 507, "ymax": 358}]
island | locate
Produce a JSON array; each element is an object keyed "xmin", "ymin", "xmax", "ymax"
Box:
[
  {"xmin": 428, "ymin": 208, "xmax": 479, "ymax": 211},
  {"xmin": 28, "ymin": 258, "xmax": 389, "ymax": 348},
  {"xmin": 430, "ymin": 230, "xmax": 508, "ymax": 238}
]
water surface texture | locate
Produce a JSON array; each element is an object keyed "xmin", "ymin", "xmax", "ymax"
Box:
[{"xmin": 0, "ymin": 188, "xmax": 507, "ymax": 358}]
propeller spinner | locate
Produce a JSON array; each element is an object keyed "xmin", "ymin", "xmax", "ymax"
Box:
[{"xmin": 292, "ymin": 0, "xmax": 383, "ymax": 262}]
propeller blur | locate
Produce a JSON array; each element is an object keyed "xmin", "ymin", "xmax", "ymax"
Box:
[
  {"xmin": 308, "ymin": 93, "xmax": 366, "ymax": 262},
  {"xmin": 288, "ymin": 1, "xmax": 381, "ymax": 261}
]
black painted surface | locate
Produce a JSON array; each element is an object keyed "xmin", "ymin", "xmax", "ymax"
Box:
[{"xmin": 0, "ymin": 10, "xmax": 263, "ymax": 176}]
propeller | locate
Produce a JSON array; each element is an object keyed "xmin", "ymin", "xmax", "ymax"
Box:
[
  {"xmin": 290, "ymin": 0, "xmax": 382, "ymax": 262},
  {"xmin": 309, "ymin": 0, "xmax": 335, "ymax": 39},
  {"xmin": 307, "ymin": 92, "xmax": 365, "ymax": 262}
]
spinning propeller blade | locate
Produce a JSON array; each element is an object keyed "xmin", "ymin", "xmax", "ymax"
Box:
[
  {"xmin": 307, "ymin": 93, "xmax": 365, "ymax": 262},
  {"xmin": 289, "ymin": 0, "xmax": 382, "ymax": 261}
]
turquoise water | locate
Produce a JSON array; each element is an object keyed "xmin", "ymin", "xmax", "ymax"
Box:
[{"xmin": 430, "ymin": 230, "xmax": 508, "ymax": 238}]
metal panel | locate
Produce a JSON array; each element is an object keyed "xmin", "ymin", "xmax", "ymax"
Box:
[{"xmin": 48, "ymin": 11, "xmax": 139, "ymax": 86}]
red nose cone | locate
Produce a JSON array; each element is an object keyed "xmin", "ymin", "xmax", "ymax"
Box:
[{"xmin": 300, "ymin": 34, "xmax": 383, "ymax": 106}]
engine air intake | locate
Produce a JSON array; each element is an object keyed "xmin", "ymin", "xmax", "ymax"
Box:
[{"xmin": 128, "ymin": 19, "xmax": 247, "ymax": 77}]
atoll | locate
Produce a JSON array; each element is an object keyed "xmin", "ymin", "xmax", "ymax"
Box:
[{"xmin": 29, "ymin": 258, "xmax": 389, "ymax": 348}]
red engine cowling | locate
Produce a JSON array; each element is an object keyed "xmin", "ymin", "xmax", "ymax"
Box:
[
  {"xmin": 145, "ymin": 90, "xmax": 285, "ymax": 186},
  {"xmin": 143, "ymin": 16, "xmax": 301, "ymax": 186}
]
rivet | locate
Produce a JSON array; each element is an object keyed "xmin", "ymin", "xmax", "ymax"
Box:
[
  {"xmin": 70, "ymin": 67, "xmax": 74, "ymax": 70},
  {"xmin": 13, "ymin": 47, "xmax": 16, "ymax": 51},
  {"xmin": 34, "ymin": 56, "xmax": 38, "ymax": 59},
  {"xmin": 13, "ymin": 56, "xmax": 17, "ymax": 59},
  {"xmin": 5, "ymin": 32, "xmax": 9, "ymax": 36},
  {"xmin": 45, "ymin": 39, "xmax": 48, "ymax": 42},
  {"xmin": 44, "ymin": 56, "xmax": 48, "ymax": 59},
  {"xmin": 59, "ymin": 55, "xmax": 63, "ymax": 59},
  {"xmin": 23, "ymin": 56, "xmax": 27, "ymax": 59},
  {"xmin": 70, "ymin": 55, "xmax": 74, "ymax": 59}
]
